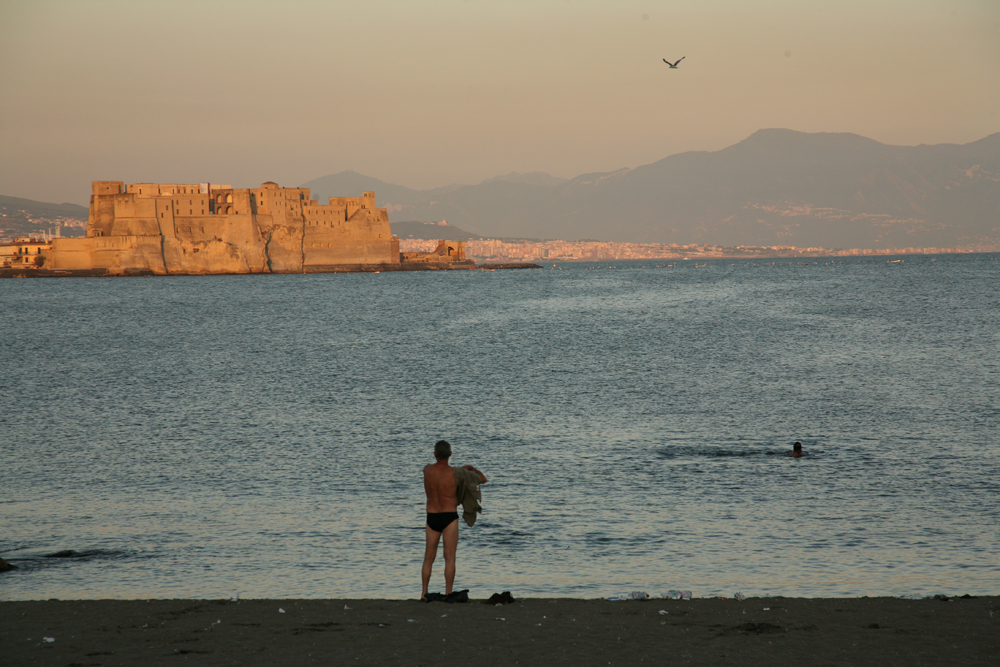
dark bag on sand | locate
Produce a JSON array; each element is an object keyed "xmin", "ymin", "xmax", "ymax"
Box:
[
  {"xmin": 483, "ymin": 591, "xmax": 516, "ymax": 605},
  {"xmin": 446, "ymin": 589, "xmax": 469, "ymax": 603}
]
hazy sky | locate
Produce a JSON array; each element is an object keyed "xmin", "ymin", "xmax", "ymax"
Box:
[{"xmin": 2, "ymin": 0, "xmax": 998, "ymax": 204}]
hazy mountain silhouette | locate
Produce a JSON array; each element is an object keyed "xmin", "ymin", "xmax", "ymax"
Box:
[
  {"xmin": 0, "ymin": 195, "xmax": 88, "ymax": 220},
  {"xmin": 391, "ymin": 220, "xmax": 484, "ymax": 241},
  {"xmin": 480, "ymin": 171, "xmax": 569, "ymax": 187},
  {"xmin": 310, "ymin": 129, "xmax": 1000, "ymax": 248},
  {"xmin": 0, "ymin": 195, "xmax": 88, "ymax": 238}
]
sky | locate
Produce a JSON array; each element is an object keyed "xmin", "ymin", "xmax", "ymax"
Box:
[{"xmin": 1, "ymin": 0, "xmax": 998, "ymax": 205}]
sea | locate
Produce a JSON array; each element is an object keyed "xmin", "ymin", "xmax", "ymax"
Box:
[{"xmin": 2, "ymin": 255, "xmax": 998, "ymax": 601}]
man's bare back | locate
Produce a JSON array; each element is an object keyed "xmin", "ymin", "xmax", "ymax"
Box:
[
  {"xmin": 424, "ymin": 459, "xmax": 458, "ymax": 513},
  {"xmin": 421, "ymin": 440, "xmax": 486, "ymax": 600}
]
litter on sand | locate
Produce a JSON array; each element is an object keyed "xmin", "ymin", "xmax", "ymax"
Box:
[
  {"xmin": 607, "ymin": 591, "xmax": 649, "ymax": 601},
  {"xmin": 608, "ymin": 590, "xmax": 692, "ymax": 601}
]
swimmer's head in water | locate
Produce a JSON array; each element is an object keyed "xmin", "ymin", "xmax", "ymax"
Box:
[{"xmin": 792, "ymin": 441, "xmax": 803, "ymax": 457}]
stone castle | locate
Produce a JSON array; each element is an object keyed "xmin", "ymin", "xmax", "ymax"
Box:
[{"xmin": 44, "ymin": 181, "xmax": 401, "ymax": 275}]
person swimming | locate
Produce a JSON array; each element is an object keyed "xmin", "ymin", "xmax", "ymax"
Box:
[{"xmin": 791, "ymin": 442, "xmax": 804, "ymax": 457}]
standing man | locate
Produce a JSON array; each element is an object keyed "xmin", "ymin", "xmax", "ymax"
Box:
[{"xmin": 421, "ymin": 440, "xmax": 487, "ymax": 601}]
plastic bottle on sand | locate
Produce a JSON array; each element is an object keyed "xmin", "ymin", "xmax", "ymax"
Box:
[{"xmin": 608, "ymin": 591, "xmax": 649, "ymax": 601}]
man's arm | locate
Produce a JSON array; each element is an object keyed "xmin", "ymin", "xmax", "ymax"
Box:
[{"xmin": 462, "ymin": 465, "xmax": 487, "ymax": 484}]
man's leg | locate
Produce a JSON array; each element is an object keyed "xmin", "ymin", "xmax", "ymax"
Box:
[
  {"xmin": 421, "ymin": 526, "xmax": 441, "ymax": 600},
  {"xmin": 441, "ymin": 519, "xmax": 459, "ymax": 595}
]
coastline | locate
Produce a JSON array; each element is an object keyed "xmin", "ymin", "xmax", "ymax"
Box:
[
  {"xmin": 0, "ymin": 261, "xmax": 544, "ymax": 278},
  {"xmin": 2, "ymin": 596, "xmax": 996, "ymax": 666}
]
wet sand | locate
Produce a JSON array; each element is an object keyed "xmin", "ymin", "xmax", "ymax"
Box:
[{"xmin": 2, "ymin": 596, "xmax": 996, "ymax": 666}]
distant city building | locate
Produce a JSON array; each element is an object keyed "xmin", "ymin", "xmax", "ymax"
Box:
[
  {"xmin": 0, "ymin": 237, "xmax": 52, "ymax": 268},
  {"xmin": 399, "ymin": 237, "xmax": 977, "ymax": 262}
]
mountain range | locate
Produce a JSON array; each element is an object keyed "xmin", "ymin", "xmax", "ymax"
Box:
[{"xmin": 303, "ymin": 129, "xmax": 1000, "ymax": 249}]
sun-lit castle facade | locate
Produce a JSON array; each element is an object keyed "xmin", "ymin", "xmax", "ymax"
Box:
[{"xmin": 45, "ymin": 180, "xmax": 400, "ymax": 274}]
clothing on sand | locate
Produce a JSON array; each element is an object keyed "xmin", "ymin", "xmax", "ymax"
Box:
[{"xmin": 423, "ymin": 590, "xmax": 470, "ymax": 603}]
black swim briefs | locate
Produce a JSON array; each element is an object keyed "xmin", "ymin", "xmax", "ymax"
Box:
[{"xmin": 426, "ymin": 512, "xmax": 459, "ymax": 533}]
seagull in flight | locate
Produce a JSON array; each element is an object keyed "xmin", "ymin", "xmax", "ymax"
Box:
[{"xmin": 663, "ymin": 57, "xmax": 685, "ymax": 68}]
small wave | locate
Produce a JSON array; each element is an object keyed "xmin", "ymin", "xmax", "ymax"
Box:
[
  {"xmin": 45, "ymin": 548, "xmax": 138, "ymax": 561},
  {"xmin": 3, "ymin": 548, "xmax": 140, "ymax": 571},
  {"xmin": 657, "ymin": 446, "xmax": 808, "ymax": 459}
]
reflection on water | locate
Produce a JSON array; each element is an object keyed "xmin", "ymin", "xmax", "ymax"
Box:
[{"xmin": 2, "ymin": 255, "xmax": 999, "ymax": 599}]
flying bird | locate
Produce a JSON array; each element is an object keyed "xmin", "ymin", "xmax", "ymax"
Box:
[{"xmin": 663, "ymin": 57, "xmax": 685, "ymax": 68}]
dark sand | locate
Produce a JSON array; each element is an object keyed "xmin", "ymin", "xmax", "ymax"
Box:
[{"xmin": 2, "ymin": 596, "xmax": 996, "ymax": 666}]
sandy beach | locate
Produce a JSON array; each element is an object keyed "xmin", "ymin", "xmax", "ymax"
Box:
[{"xmin": 2, "ymin": 596, "xmax": 996, "ymax": 666}]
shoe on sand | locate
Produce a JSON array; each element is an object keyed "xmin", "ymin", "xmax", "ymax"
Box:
[{"xmin": 484, "ymin": 591, "xmax": 516, "ymax": 604}]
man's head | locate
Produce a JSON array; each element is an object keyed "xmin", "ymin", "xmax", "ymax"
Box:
[
  {"xmin": 434, "ymin": 440, "xmax": 452, "ymax": 460},
  {"xmin": 792, "ymin": 442, "xmax": 802, "ymax": 453}
]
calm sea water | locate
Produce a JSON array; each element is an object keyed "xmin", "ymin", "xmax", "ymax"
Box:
[{"xmin": 2, "ymin": 255, "xmax": 998, "ymax": 600}]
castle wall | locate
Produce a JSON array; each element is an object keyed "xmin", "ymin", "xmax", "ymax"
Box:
[
  {"xmin": 127, "ymin": 183, "xmax": 208, "ymax": 196},
  {"xmin": 302, "ymin": 215, "xmax": 395, "ymax": 266},
  {"xmin": 252, "ymin": 187, "xmax": 307, "ymax": 273},
  {"xmin": 300, "ymin": 191, "xmax": 397, "ymax": 266},
  {"xmin": 50, "ymin": 180, "xmax": 400, "ymax": 275},
  {"xmin": 92, "ymin": 181, "xmax": 123, "ymax": 196},
  {"xmin": 88, "ymin": 193, "xmax": 118, "ymax": 238},
  {"xmin": 46, "ymin": 235, "xmax": 167, "ymax": 274}
]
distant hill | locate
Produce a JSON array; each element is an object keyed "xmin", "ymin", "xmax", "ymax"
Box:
[
  {"xmin": 0, "ymin": 195, "xmax": 88, "ymax": 239},
  {"xmin": 480, "ymin": 171, "xmax": 568, "ymax": 187},
  {"xmin": 391, "ymin": 221, "xmax": 484, "ymax": 241},
  {"xmin": 303, "ymin": 130, "xmax": 1000, "ymax": 249}
]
